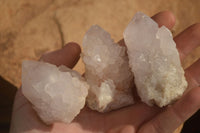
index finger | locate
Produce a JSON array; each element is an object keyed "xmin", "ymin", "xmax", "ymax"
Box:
[{"xmin": 40, "ymin": 42, "xmax": 81, "ymax": 68}]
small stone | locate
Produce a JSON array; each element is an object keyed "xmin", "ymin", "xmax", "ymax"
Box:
[
  {"xmin": 124, "ymin": 12, "xmax": 188, "ymax": 107},
  {"xmin": 22, "ymin": 60, "xmax": 89, "ymax": 124},
  {"xmin": 82, "ymin": 25, "xmax": 134, "ymax": 112}
]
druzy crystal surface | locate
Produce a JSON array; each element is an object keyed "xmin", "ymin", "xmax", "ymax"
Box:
[
  {"xmin": 124, "ymin": 12, "xmax": 188, "ymax": 107},
  {"xmin": 22, "ymin": 60, "xmax": 89, "ymax": 124},
  {"xmin": 82, "ymin": 25, "xmax": 134, "ymax": 112}
]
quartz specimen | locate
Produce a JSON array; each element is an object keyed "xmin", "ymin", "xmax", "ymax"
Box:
[
  {"xmin": 124, "ymin": 12, "xmax": 188, "ymax": 107},
  {"xmin": 22, "ymin": 60, "xmax": 89, "ymax": 124},
  {"xmin": 82, "ymin": 25, "xmax": 134, "ymax": 112}
]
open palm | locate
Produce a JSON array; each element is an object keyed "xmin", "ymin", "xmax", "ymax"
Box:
[{"xmin": 10, "ymin": 11, "xmax": 200, "ymax": 133}]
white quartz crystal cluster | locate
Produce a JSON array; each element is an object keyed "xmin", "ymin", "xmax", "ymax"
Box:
[
  {"xmin": 82, "ymin": 25, "xmax": 134, "ymax": 112},
  {"xmin": 22, "ymin": 60, "xmax": 89, "ymax": 124},
  {"xmin": 124, "ymin": 12, "xmax": 188, "ymax": 107},
  {"xmin": 21, "ymin": 12, "xmax": 188, "ymax": 125}
]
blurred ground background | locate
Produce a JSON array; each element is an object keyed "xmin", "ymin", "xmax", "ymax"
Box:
[{"xmin": 0, "ymin": 0, "xmax": 200, "ymax": 133}]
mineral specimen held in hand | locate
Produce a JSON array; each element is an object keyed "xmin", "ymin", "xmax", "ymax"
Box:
[
  {"xmin": 22, "ymin": 60, "xmax": 89, "ymax": 124},
  {"xmin": 82, "ymin": 25, "xmax": 134, "ymax": 112},
  {"xmin": 124, "ymin": 12, "xmax": 188, "ymax": 107}
]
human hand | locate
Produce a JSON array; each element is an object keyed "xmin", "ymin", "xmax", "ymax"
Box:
[{"xmin": 10, "ymin": 11, "xmax": 200, "ymax": 133}]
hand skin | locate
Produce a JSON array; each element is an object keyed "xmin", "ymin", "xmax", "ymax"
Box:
[{"xmin": 10, "ymin": 11, "xmax": 200, "ymax": 133}]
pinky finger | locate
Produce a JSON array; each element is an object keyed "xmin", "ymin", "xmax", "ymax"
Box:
[
  {"xmin": 185, "ymin": 58, "xmax": 200, "ymax": 89},
  {"xmin": 138, "ymin": 86, "xmax": 200, "ymax": 133}
]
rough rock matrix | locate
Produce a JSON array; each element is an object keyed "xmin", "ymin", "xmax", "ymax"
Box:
[
  {"xmin": 82, "ymin": 25, "xmax": 134, "ymax": 112},
  {"xmin": 22, "ymin": 60, "xmax": 89, "ymax": 124},
  {"xmin": 124, "ymin": 12, "xmax": 188, "ymax": 107}
]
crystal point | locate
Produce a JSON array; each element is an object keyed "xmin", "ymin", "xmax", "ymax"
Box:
[
  {"xmin": 124, "ymin": 12, "xmax": 188, "ymax": 107},
  {"xmin": 22, "ymin": 60, "xmax": 89, "ymax": 124},
  {"xmin": 82, "ymin": 25, "xmax": 134, "ymax": 112}
]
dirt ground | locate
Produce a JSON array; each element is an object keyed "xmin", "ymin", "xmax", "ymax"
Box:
[{"xmin": 0, "ymin": 0, "xmax": 200, "ymax": 132}]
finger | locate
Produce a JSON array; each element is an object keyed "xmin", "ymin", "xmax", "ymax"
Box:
[
  {"xmin": 151, "ymin": 10, "xmax": 175, "ymax": 29},
  {"xmin": 107, "ymin": 125, "xmax": 135, "ymax": 133},
  {"xmin": 105, "ymin": 103, "xmax": 160, "ymax": 132},
  {"xmin": 40, "ymin": 42, "xmax": 81, "ymax": 68},
  {"xmin": 118, "ymin": 11, "xmax": 176, "ymax": 45},
  {"xmin": 138, "ymin": 87, "xmax": 200, "ymax": 133},
  {"xmin": 174, "ymin": 23, "xmax": 200, "ymax": 61},
  {"xmin": 185, "ymin": 58, "xmax": 200, "ymax": 89}
]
